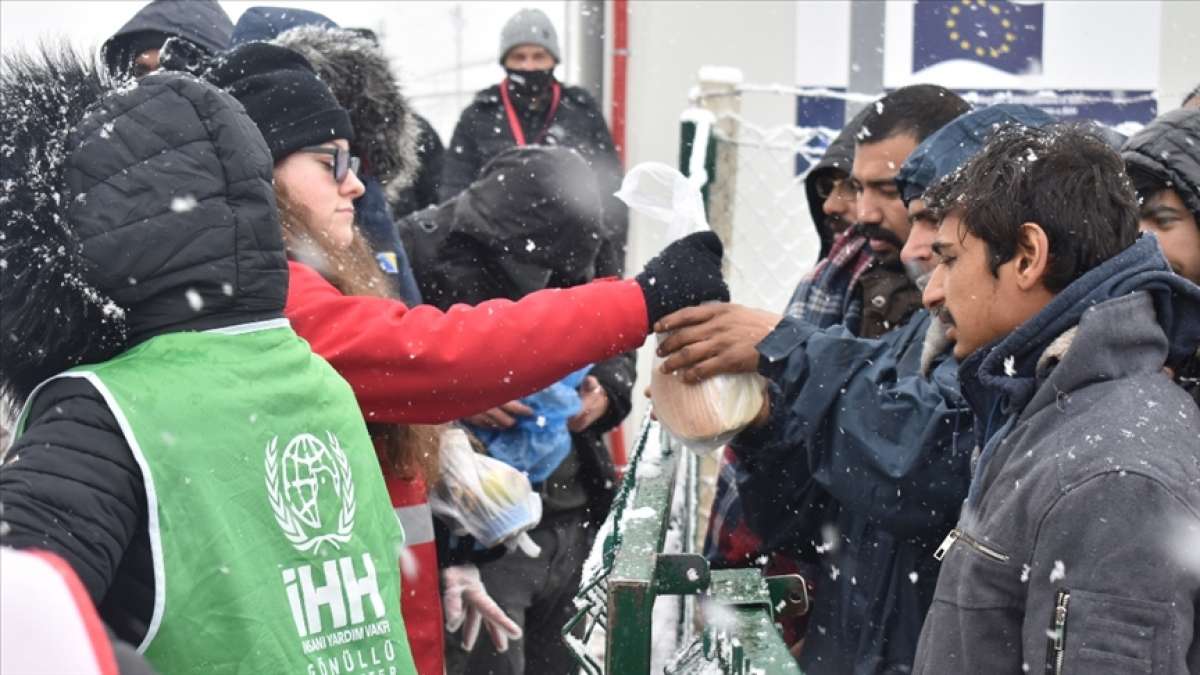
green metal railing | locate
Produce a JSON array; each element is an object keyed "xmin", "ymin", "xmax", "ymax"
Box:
[{"xmin": 564, "ymin": 418, "xmax": 807, "ymax": 674}]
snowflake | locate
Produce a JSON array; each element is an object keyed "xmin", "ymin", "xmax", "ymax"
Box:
[{"xmin": 1049, "ymin": 560, "xmax": 1066, "ymax": 583}]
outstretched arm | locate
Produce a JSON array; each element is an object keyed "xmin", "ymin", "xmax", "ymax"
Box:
[{"xmin": 287, "ymin": 262, "xmax": 648, "ymax": 425}]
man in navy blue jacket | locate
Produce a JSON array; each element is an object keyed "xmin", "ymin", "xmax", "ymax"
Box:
[{"xmin": 658, "ymin": 104, "xmax": 1056, "ymax": 674}]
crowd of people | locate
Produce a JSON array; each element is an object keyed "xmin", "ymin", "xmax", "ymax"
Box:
[
  {"xmin": 665, "ymin": 86, "xmax": 1200, "ymax": 673},
  {"xmin": 0, "ymin": 1, "xmax": 1197, "ymax": 674}
]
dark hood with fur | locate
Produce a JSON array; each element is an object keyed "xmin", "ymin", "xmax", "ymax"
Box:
[
  {"xmin": 270, "ymin": 24, "xmax": 420, "ymax": 196},
  {"xmin": 0, "ymin": 45, "xmax": 286, "ymax": 408}
]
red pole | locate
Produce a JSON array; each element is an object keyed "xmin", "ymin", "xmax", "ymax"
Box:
[
  {"xmin": 607, "ymin": 0, "xmax": 630, "ymax": 477},
  {"xmin": 610, "ymin": 0, "xmax": 629, "ymax": 166}
]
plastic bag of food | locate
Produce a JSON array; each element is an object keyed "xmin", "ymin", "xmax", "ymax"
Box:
[
  {"xmin": 616, "ymin": 163, "xmax": 767, "ymax": 452},
  {"xmin": 429, "ymin": 427, "xmax": 542, "ymax": 555}
]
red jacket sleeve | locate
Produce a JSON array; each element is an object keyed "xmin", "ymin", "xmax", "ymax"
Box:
[{"xmin": 285, "ymin": 261, "xmax": 649, "ymax": 424}]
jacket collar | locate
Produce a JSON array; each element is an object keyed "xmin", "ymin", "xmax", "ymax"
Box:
[{"xmin": 959, "ymin": 234, "xmax": 1200, "ymax": 443}]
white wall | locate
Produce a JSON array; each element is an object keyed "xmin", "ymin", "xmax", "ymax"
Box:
[
  {"xmin": 620, "ymin": 0, "xmax": 799, "ymax": 435},
  {"xmin": 1158, "ymin": 0, "xmax": 1200, "ymax": 111}
]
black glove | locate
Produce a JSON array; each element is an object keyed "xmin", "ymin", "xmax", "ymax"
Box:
[{"xmin": 635, "ymin": 231, "xmax": 729, "ymax": 328}]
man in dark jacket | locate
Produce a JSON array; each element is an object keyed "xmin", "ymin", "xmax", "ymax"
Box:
[
  {"xmin": 911, "ymin": 124, "xmax": 1200, "ymax": 675},
  {"xmin": 659, "ymin": 104, "xmax": 1059, "ymax": 675},
  {"xmin": 441, "ymin": 8, "xmax": 628, "ymax": 271},
  {"xmin": 1122, "ymin": 109, "xmax": 1200, "ymax": 405},
  {"xmin": 102, "ymin": 0, "xmax": 232, "ymax": 78}
]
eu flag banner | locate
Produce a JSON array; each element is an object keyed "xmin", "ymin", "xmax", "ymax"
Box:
[{"xmin": 913, "ymin": 0, "xmax": 1044, "ymax": 75}]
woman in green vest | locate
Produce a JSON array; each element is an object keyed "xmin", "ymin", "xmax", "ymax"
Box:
[{"xmin": 0, "ymin": 45, "xmax": 418, "ymax": 674}]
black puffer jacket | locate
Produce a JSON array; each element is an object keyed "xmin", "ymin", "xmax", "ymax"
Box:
[
  {"xmin": 0, "ymin": 56, "xmax": 284, "ymax": 646},
  {"xmin": 401, "ymin": 146, "xmax": 633, "ymax": 519},
  {"xmin": 441, "ymin": 82, "xmax": 628, "ymax": 271},
  {"xmin": 101, "ymin": 0, "xmax": 232, "ymax": 76}
]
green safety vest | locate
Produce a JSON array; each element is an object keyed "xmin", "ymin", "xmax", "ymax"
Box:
[{"xmin": 17, "ymin": 320, "xmax": 417, "ymax": 675}]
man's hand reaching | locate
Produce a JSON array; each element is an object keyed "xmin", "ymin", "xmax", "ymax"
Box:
[{"xmin": 654, "ymin": 304, "xmax": 781, "ymax": 383}]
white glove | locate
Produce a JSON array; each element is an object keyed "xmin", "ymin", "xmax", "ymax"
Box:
[{"xmin": 442, "ymin": 564, "xmax": 523, "ymax": 652}]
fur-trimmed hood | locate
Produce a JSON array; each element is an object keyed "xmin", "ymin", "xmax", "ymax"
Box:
[
  {"xmin": 1, "ymin": 45, "xmax": 123, "ymax": 408},
  {"xmin": 271, "ymin": 24, "xmax": 420, "ymax": 195},
  {"xmin": 0, "ymin": 44, "xmax": 286, "ymax": 409}
]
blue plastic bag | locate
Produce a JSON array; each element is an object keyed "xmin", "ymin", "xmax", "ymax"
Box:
[{"xmin": 467, "ymin": 367, "xmax": 592, "ymax": 483}]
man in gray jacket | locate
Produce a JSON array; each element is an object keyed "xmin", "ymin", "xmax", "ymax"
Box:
[{"xmin": 912, "ymin": 123, "xmax": 1200, "ymax": 674}]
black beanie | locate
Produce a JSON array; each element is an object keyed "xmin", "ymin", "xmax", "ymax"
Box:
[{"xmin": 205, "ymin": 42, "xmax": 353, "ymax": 162}]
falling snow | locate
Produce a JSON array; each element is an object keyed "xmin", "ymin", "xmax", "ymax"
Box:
[
  {"xmin": 170, "ymin": 195, "xmax": 198, "ymax": 213},
  {"xmin": 185, "ymin": 288, "xmax": 204, "ymax": 312},
  {"xmin": 1049, "ymin": 560, "xmax": 1066, "ymax": 583}
]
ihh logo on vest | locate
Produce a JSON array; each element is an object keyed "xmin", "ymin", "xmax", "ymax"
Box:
[
  {"xmin": 266, "ymin": 433, "xmax": 389, "ymax": 644},
  {"xmin": 266, "ymin": 432, "xmax": 356, "ymax": 554}
]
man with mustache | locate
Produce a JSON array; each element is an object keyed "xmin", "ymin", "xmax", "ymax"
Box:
[
  {"xmin": 659, "ymin": 103, "xmax": 1055, "ymax": 674},
  {"xmin": 911, "ymin": 123, "xmax": 1200, "ymax": 675}
]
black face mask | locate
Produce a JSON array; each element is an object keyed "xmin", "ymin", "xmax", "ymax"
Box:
[{"xmin": 505, "ymin": 68, "xmax": 556, "ymax": 108}]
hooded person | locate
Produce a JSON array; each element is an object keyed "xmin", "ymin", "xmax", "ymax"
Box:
[
  {"xmin": 912, "ymin": 123, "xmax": 1200, "ymax": 675},
  {"xmin": 398, "ymin": 146, "xmax": 614, "ymax": 306},
  {"xmin": 0, "ymin": 44, "xmax": 418, "ymax": 673},
  {"xmin": 804, "ymin": 106, "xmax": 872, "ymax": 259},
  {"xmin": 399, "ymin": 145, "xmax": 635, "ymax": 673},
  {"xmin": 227, "ymin": 7, "xmax": 430, "ymax": 306},
  {"xmin": 441, "ymin": 7, "xmax": 628, "ymax": 273},
  {"xmin": 101, "ymin": 0, "xmax": 232, "ymax": 78},
  {"xmin": 658, "ymin": 104, "xmax": 1060, "ymax": 674},
  {"xmin": 1121, "ymin": 108, "xmax": 1200, "ymax": 404}
]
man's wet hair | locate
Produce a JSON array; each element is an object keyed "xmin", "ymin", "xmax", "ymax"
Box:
[
  {"xmin": 857, "ymin": 84, "xmax": 971, "ymax": 145},
  {"xmin": 925, "ymin": 123, "xmax": 1139, "ymax": 293}
]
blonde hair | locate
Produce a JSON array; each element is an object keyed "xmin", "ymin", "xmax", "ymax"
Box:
[{"xmin": 276, "ymin": 178, "xmax": 442, "ymax": 482}]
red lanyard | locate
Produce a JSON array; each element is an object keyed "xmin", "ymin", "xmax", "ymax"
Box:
[{"xmin": 499, "ymin": 78, "xmax": 562, "ymax": 146}]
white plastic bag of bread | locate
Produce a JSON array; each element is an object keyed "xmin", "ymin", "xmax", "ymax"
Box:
[
  {"xmin": 617, "ymin": 163, "xmax": 767, "ymax": 452},
  {"xmin": 649, "ymin": 338, "xmax": 767, "ymax": 451}
]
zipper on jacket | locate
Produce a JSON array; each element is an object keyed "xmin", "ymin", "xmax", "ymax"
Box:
[
  {"xmin": 1046, "ymin": 590, "xmax": 1070, "ymax": 675},
  {"xmin": 933, "ymin": 528, "xmax": 1011, "ymax": 562}
]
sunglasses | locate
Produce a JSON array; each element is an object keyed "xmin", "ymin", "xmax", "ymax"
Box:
[
  {"xmin": 813, "ymin": 173, "xmax": 849, "ymax": 200},
  {"xmin": 301, "ymin": 146, "xmax": 361, "ymax": 183}
]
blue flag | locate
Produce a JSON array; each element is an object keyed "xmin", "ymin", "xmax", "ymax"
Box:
[{"xmin": 913, "ymin": 0, "xmax": 1044, "ymax": 75}]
